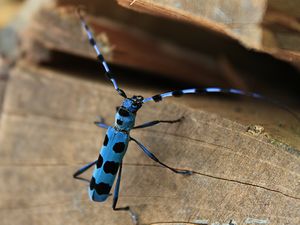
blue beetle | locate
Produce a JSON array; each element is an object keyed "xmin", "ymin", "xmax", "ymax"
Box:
[
  {"xmin": 74, "ymin": 93, "xmax": 190, "ymax": 213},
  {"xmin": 88, "ymin": 96, "xmax": 144, "ymax": 203}
]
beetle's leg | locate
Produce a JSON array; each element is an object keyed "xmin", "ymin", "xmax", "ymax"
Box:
[
  {"xmin": 73, "ymin": 160, "xmax": 97, "ymax": 183},
  {"xmin": 133, "ymin": 117, "xmax": 183, "ymax": 129}
]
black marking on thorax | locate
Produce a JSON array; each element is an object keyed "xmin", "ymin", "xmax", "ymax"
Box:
[
  {"xmin": 116, "ymin": 119, "xmax": 123, "ymax": 125},
  {"xmin": 118, "ymin": 108, "xmax": 130, "ymax": 117}
]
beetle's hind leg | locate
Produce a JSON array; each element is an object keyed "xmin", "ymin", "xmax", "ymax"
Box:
[
  {"xmin": 112, "ymin": 161, "xmax": 139, "ymax": 224},
  {"xmin": 73, "ymin": 160, "xmax": 97, "ymax": 183},
  {"xmin": 133, "ymin": 116, "xmax": 184, "ymax": 129},
  {"xmin": 130, "ymin": 137, "xmax": 193, "ymax": 175}
]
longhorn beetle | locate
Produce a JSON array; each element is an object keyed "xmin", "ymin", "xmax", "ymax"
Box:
[{"xmin": 73, "ymin": 9, "xmax": 299, "ymax": 224}]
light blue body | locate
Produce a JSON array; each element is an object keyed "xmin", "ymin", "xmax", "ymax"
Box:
[
  {"xmin": 89, "ymin": 127, "xmax": 130, "ymax": 201},
  {"xmin": 89, "ymin": 99, "xmax": 138, "ymax": 202}
]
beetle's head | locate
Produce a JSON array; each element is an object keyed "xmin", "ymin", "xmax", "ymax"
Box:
[{"xmin": 121, "ymin": 95, "xmax": 144, "ymax": 113}]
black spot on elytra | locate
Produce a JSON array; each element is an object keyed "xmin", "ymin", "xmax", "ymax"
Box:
[
  {"xmin": 103, "ymin": 161, "xmax": 119, "ymax": 175},
  {"xmin": 90, "ymin": 177, "xmax": 112, "ymax": 195},
  {"xmin": 96, "ymin": 155, "xmax": 103, "ymax": 169},
  {"xmin": 118, "ymin": 108, "xmax": 130, "ymax": 117},
  {"xmin": 172, "ymin": 90, "xmax": 183, "ymax": 97},
  {"xmin": 116, "ymin": 119, "xmax": 123, "ymax": 125},
  {"xmin": 90, "ymin": 177, "xmax": 96, "ymax": 190},
  {"xmin": 95, "ymin": 182, "xmax": 111, "ymax": 195},
  {"xmin": 103, "ymin": 135, "xmax": 109, "ymax": 146},
  {"xmin": 113, "ymin": 142, "xmax": 126, "ymax": 153},
  {"xmin": 152, "ymin": 94, "xmax": 162, "ymax": 102}
]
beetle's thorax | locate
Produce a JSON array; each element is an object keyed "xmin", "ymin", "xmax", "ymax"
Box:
[
  {"xmin": 114, "ymin": 96, "xmax": 144, "ymax": 132},
  {"xmin": 114, "ymin": 108, "xmax": 136, "ymax": 131}
]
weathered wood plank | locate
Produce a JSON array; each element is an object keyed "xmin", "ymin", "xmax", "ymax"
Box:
[
  {"xmin": 23, "ymin": 1, "xmax": 300, "ymax": 98},
  {"xmin": 0, "ymin": 63, "xmax": 299, "ymax": 225},
  {"xmin": 24, "ymin": 6, "xmax": 222, "ymax": 86},
  {"xmin": 0, "ymin": 56, "xmax": 9, "ymax": 128},
  {"xmin": 0, "ymin": 81, "xmax": 6, "ymax": 119},
  {"xmin": 118, "ymin": 0, "xmax": 300, "ymax": 69},
  {"xmin": 124, "ymin": 0, "xmax": 266, "ymax": 47}
]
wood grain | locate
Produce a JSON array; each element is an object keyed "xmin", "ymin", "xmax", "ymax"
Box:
[
  {"xmin": 122, "ymin": 0, "xmax": 265, "ymax": 46},
  {"xmin": 24, "ymin": 6, "xmax": 223, "ymax": 86},
  {"xmin": 0, "ymin": 81, "xmax": 5, "ymax": 122},
  {"xmin": 0, "ymin": 62, "xmax": 299, "ymax": 225},
  {"xmin": 22, "ymin": 2, "xmax": 300, "ymax": 99},
  {"xmin": 0, "ymin": 56, "xmax": 9, "ymax": 128},
  {"xmin": 118, "ymin": 0, "xmax": 300, "ymax": 69}
]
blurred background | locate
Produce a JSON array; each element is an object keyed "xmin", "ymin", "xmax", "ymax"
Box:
[{"xmin": 0, "ymin": 0, "xmax": 299, "ymax": 224}]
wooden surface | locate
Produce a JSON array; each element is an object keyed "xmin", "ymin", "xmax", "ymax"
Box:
[
  {"xmin": 0, "ymin": 79, "xmax": 6, "ymax": 124},
  {"xmin": 24, "ymin": 5, "xmax": 224, "ymax": 86},
  {"xmin": 119, "ymin": 0, "xmax": 300, "ymax": 69},
  {"xmin": 23, "ymin": 2, "xmax": 300, "ymax": 103},
  {"xmin": 0, "ymin": 56, "xmax": 10, "ymax": 128},
  {"xmin": 123, "ymin": 0, "xmax": 266, "ymax": 47},
  {"xmin": 1, "ymin": 1, "xmax": 300, "ymax": 225},
  {"xmin": 0, "ymin": 62, "xmax": 299, "ymax": 225}
]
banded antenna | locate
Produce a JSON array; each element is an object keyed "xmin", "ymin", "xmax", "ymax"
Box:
[
  {"xmin": 143, "ymin": 87, "xmax": 300, "ymax": 122},
  {"xmin": 77, "ymin": 8, "xmax": 127, "ymax": 98}
]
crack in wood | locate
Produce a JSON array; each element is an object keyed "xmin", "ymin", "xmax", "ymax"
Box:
[
  {"xmin": 0, "ymin": 161, "xmax": 298, "ymax": 200},
  {"xmin": 144, "ymin": 221, "xmax": 208, "ymax": 225},
  {"xmin": 124, "ymin": 163, "xmax": 300, "ymax": 200}
]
